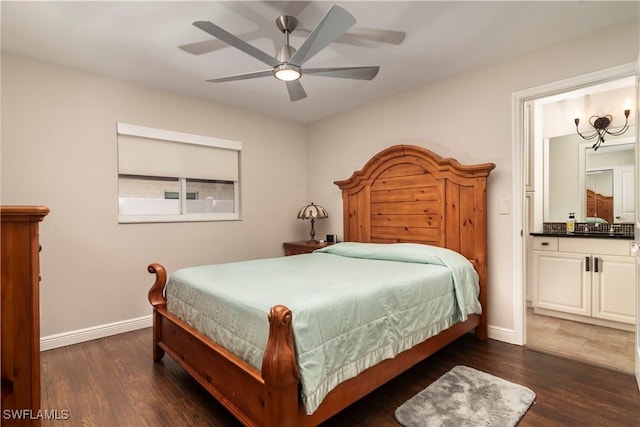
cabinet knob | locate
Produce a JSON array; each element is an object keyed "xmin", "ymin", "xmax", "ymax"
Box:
[
  {"xmin": 585, "ymin": 256, "xmax": 590, "ymax": 272},
  {"xmin": 541, "ymin": 242, "xmax": 549, "ymax": 246}
]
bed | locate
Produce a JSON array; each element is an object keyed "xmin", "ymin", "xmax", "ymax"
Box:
[{"xmin": 148, "ymin": 144, "xmax": 495, "ymax": 426}]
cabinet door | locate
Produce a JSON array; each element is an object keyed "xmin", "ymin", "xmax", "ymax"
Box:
[
  {"xmin": 592, "ymin": 254, "xmax": 636, "ymax": 324},
  {"xmin": 533, "ymin": 251, "xmax": 591, "ymax": 316}
]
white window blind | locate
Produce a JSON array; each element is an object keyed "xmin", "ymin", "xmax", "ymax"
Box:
[
  {"xmin": 118, "ymin": 134, "xmax": 239, "ymax": 181},
  {"xmin": 117, "ymin": 123, "xmax": 241, "ymax": 181}
]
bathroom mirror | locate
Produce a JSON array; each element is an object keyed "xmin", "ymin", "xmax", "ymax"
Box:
[{"xmin": 545, "ymin": 134, "xmax": 635, "ymax": 223}]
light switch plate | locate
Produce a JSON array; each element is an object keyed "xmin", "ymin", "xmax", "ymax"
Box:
[{"xmin": 499, "ymin": 199, "xmax": 510, "ymax": 215}]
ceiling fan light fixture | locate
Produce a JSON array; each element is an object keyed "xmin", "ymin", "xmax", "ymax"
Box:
[{"xmin": 274, "ymin": 64, "xmax": 301, "ymax": 81}]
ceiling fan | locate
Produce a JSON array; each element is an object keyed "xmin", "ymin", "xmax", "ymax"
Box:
[
  {"xmin": 191, "ymin": 5, "xmax": 381, "ymax": 102},
  {"xmin": 179, "ymin": 2, "xmax": 405, "ymax": 55}
]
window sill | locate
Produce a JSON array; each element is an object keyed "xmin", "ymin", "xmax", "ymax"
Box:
[{"xmin": 118, "ymin": 213, "xmax": 242, "ymax": 223}]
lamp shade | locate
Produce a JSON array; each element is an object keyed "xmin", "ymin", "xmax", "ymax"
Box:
[{"xmin": 297, "ymin": 202, "xmax": 328, "ymax": 220}]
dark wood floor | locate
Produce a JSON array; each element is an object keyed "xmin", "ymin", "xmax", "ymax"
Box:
[{"xmin": 41, "ymin": 328, "xmax": 640, "ymax": 426}]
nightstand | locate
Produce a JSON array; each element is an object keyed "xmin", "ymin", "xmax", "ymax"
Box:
[{"xmin": 283, "ymin": 241, "xmax": 332, "ymax": 256}]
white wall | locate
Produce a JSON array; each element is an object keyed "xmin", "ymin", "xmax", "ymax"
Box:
[
  {"xmin": 1, "ymin": 54, "xmax": 307, "ymax": 337},
  {"xmin": 306, "ymin": 19, "xmax": 639, "ymax": 338}
]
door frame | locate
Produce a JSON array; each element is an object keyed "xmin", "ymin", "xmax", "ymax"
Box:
[
  {"xmin": 634, "ymin": 56, "xmax": 640, "ymax": 390},
  {"xmin": 511, "ymin": 62, "xmax": 638, "ymax": 346}
]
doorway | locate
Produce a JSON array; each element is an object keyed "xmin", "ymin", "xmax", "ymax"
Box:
[{"xmin": 513, "ymin": 63, "xmax": 637, "ymax": 373}]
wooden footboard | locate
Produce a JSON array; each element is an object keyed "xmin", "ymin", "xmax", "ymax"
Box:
[
  {"xmin": 148, "ymin": 263, "xmax": 481, "ymax": 427},
  {"xmin": 148, "ymin": 263, "xmax": 298, "ymax": 427}
]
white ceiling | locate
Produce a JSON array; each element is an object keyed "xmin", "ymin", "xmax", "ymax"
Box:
[{"xmin": 2, "ymin": 1, "xmax": 638, "ymax": 123}]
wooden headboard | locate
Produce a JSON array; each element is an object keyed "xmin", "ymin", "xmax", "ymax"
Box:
[{"xmin": 335, "ymin": 145, "xmax": 495, "ymax": 331}]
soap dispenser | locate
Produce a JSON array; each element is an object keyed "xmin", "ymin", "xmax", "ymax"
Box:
[{"xmin": 566, "ymin": 212, "xmax": 575, "ymax": 233}]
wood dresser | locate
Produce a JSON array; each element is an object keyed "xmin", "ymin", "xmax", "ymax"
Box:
[{"xmin": 1, "ymin": 206, "xmax": 49, "ymax": 427}]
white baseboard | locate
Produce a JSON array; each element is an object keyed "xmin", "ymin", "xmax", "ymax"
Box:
[
  {"xmin": 40, "ymin": 315, "xmax": 152, "ymax": 351},
  {"xmin": 488, "ymin": 325, "xmax": 520, "ymax": 345}
]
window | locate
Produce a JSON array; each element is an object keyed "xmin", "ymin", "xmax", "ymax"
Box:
[{"xmin": 117, "ymin": 123, "xmax": 241, "ymax": 223}]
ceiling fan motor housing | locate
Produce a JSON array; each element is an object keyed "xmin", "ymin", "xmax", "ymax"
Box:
[
  {"xmin": 277, "ymin": 44, "xmax": 296, "ymax": 63},
  {"xmin": 274, "ymin": 17, "xmax": 300, "ymax": 81}
]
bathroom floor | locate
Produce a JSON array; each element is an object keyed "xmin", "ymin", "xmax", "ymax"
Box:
[{"xmin": 526, "ymin": 308, "xmax": 635, "ymax": 374}]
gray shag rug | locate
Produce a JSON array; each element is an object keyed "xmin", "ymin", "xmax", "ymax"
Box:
[{"xmin": 395, "ymin": 365, "xmax": 536, "ymax": 427}]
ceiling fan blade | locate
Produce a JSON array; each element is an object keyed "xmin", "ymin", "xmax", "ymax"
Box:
[
  {"xmin": 179, "ymin": 39, "xmax": 229, "ymax": 55},
  {"xmin": 303, "ymin": 66, "xmax": 379, "ymax": 80},
  {"xmin": 296, "ymin": 28, "xmax": 406, "ymax": 47},
  {"xmin": 338, "ymin": 28, "xmax": 405, "ymax": 46},
  {"xmin": 285, "ymin": 80, "xmax": 307, "ymax": 102},
  {"xmin": 193, "ymin": 21, "xmax": 281, "ymax": 68},
  {"xmin": 206, "ymin": 70, "xmax": 274, "ymax": 83},
  {"xmin": 288, "ymin": 5, "xmax": 356, "ymax": 67},
  {"xmin": 179, "ymin": 30, "xmax": 265, "ymax": 55}
]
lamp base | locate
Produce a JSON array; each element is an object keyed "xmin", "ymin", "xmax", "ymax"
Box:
[{"xmin": 307, "ymin": 218, "xmax": 317, "ymax": 243}]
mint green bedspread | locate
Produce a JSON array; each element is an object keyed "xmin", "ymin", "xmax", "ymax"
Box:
[{"xmin": 166, "ymin": 242, "xmax": 480, "ymax": 414}]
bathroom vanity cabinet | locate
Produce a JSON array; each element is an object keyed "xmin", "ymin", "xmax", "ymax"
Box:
[{"xmin": 532, "ymin": 236, "xmax": 636, "ymax": 330}]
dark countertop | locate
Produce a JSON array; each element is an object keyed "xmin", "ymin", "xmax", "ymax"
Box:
[{"xmin": 530, "ymin": 232, "xmax": 634, "ymax": 240}]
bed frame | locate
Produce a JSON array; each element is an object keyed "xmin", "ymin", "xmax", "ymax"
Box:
[{"xmin": 148, "ymin": 144, "xmax": 495, "ymax": 426}]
